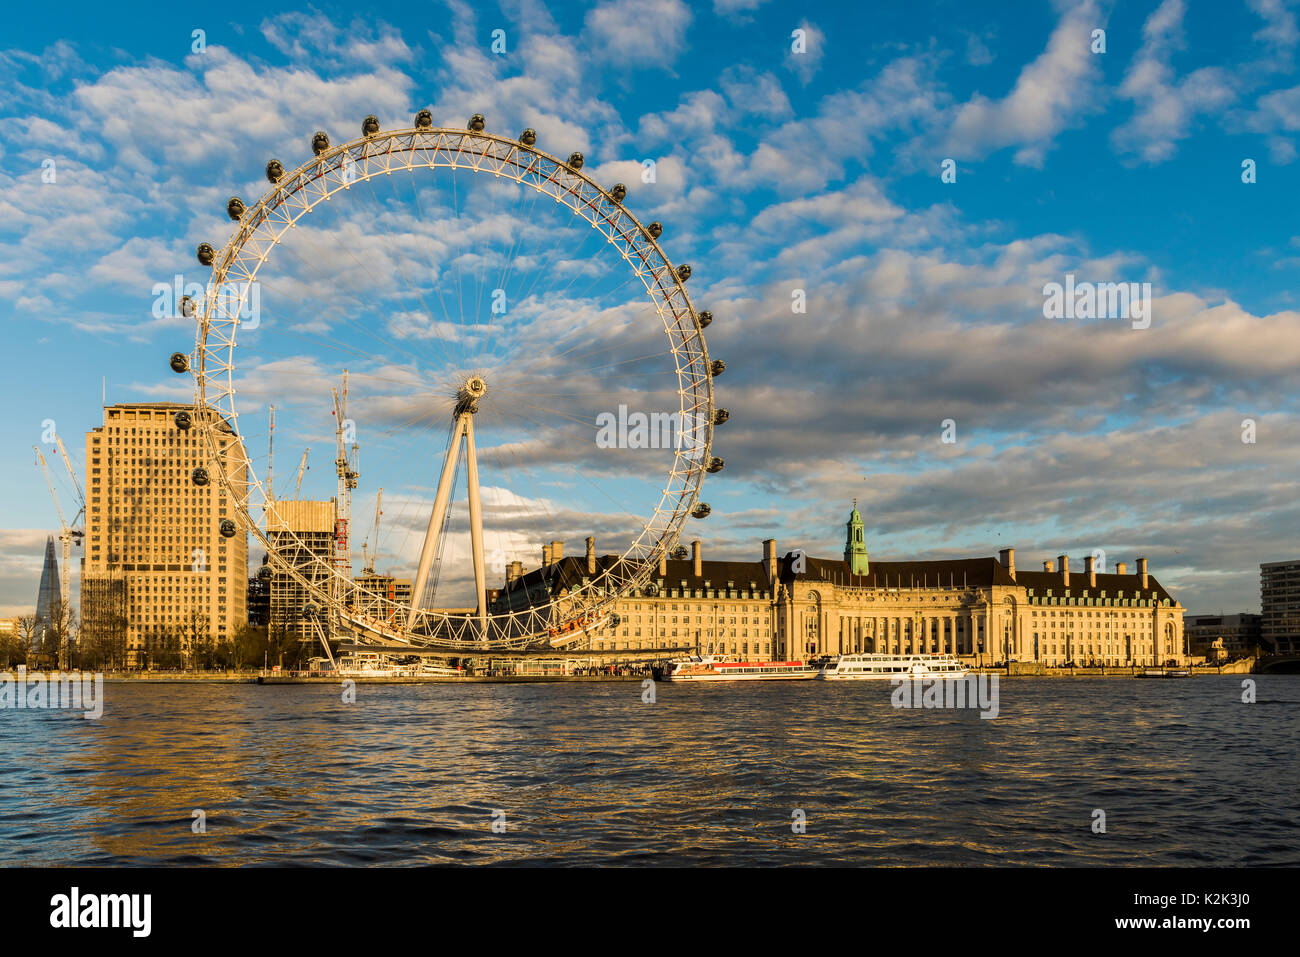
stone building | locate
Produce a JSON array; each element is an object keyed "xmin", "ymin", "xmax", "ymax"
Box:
[
  {"xmin": 774, "ymin": 503, "xmax": 1184, "ymax": 666},
  {"xmin": 504, "ymin": 504, "xmax": 1187, "ymax": 667},
  {"xmin": 82, "ymin": 403, "xmax": 247, "ymax": 666},
  {"xmin": 496, "ymin": 537, "xmax": 775, "ymax": 658}
]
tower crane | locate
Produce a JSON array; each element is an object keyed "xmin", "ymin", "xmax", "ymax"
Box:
[
  {"xmin": 266, "ymin": 404, "xmax": 275, "ymax": 505},
  {"xmin": 54, "ymin": 435, "xmax": 84, "ymax": 509},
  {"xmin": 293, "ymin": 448, "xmax": 309, "ymax": 498},
  {"xmin": 332, "ymin": 371, "xmax": 359, "ymax": 582},
  {"xmin": 361, "ymin": 489, "xmax": 383, "ymax": 577}
]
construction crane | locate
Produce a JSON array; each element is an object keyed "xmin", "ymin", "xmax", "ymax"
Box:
[
  {"xmin": 293, "ymin": 448, "xmax": 309, "ymax": 498},
  {"xmin": 33, "ymin": 443, "xmax": 84, "ymax": 664},
  {"xmin": 331, "ymin": 371, "xmax": 360, "ymax": 590},
  {"xmin": 266, "ymin": 405, "xmax": 275, "ymax": 505},
  {"xmin": 54, "ymin": 435, "xmax": 84, "ymax": 509},
  {"xmin": 361, "ymin": 488, "xmax": 383, "ymax": 577}
]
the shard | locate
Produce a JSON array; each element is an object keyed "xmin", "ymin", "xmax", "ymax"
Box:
[{"xmin": 34, "ymin": 535, "xmax": 61, "ymax": 647}]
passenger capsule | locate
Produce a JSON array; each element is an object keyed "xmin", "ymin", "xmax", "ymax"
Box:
[
  {"xmin": 266, "ymin": 159, "xmax": 284, "ymax": 183},
  {"xmin": 174, "ymin": 410, "xmax": 192, "ymax": 431},
  {"xmin": 196, "ymin": 243, "xmax": 215, "ymax": 266},
  {"xmin": 219, "ymin": 519, "xmax": 237, "ymax": 538},
  {"xmin": 226, "ymin": 196, "xmax": 245, "ymax": 221},
  {"xmin": 191, "ymin": 467, "xmax": 210, "ymax": 487},
  {"xmin": 707, "ymin": 457, "xmax": 724, "ymax": 473},
  {"xmin": 519, "ymin": 128, "xmax": 537, "ymax": 146},
  {"xmin": 179, "ymin": 295, "xmax": 195, "ymax": 318},
  {"xmin": 169, "ymin": 352, "xmax": 190, "ymax": 374},
  {"xmin": 610, "ymin": 183, "xmax": 627, "ymax": 202},
  {"xmin": 567, "ymin": 151, "xmax": 584, "ymax": 171},
  {"xmin": 312, "ymin": 131, "xmax": 330, "ymax": 155},
  {"xmin": 257, "ymin": 563, "xmax": 272, "ymax": 581},
  {"xmin": 362, "ymin": 114, "xmax": 380, "ymax": 136},
  {"xmin": 647, "ymin": 221, "xmax": 663, "ymax": 239},
  {"xmin": 468, "ymin": 113, "xmax": 486, "ymax": 132},
  {"xmin": 691, "ymin": 503, "xmax": 712, "ymax": 519},
  {"xmin": 415, "ymin": 109, "xmax": 433, "ymax": 128},
  {"xmin": 676, "ymin": 264, "xmax": 692, "ymax": 282},
  {"xmin": 710, "ymin": 359, "xmax": 725, "ymax": 377},
  {"xmin": 713, "ymin": 408, "xmax": 729, "ymax": 425},
  {"xmin": 697, "ymin": 310, "xmax": 712, "ymax": 328},
  {"xmin": 642, "ymin": 582, "xmax": 660, "ymax": 597}
]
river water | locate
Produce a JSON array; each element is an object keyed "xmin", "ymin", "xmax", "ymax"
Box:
[{"xmin": 0, "ymin": 677, "xmax": 1295, "ymax": 866}]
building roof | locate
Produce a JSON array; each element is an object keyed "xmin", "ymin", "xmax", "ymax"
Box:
[
  {"xmin": 782, "ymin": 555, "xmax": 1014, "ymax": 589},
  {"xmin": 501, "ymin": 553, "xmax": 773, "ymax": 602},
  {"xmin": 784, "ymin": 554, "xmax": 1178, "ymax": 602},
  {"xmin": 498, "ymin": 546, "xmax": 1179, "ymax": 605}
]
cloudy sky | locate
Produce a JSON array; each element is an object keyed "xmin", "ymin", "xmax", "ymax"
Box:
[{"xmin": 2, "ymin": 0, "xmax": 1299, "ymax": 616}]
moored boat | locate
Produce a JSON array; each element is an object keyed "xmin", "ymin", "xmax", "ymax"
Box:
[
  {"xmin": 665, "ymin": 655, "xmax": 817, "ymax": 681},
  {"xmin": 818, "ymin": 653, "xmax": 970, "ymax": 680}
]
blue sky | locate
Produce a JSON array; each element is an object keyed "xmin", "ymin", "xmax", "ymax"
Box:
[{"xmin": 2, "ymin": 0, "xmax": 1300, "ymax": 616}]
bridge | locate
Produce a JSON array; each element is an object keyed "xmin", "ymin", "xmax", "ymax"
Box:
[{"xmin": 1254, "ymin": 655, "xmax": 1300, "ymax": 675}]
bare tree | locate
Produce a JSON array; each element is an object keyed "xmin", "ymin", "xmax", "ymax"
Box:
[{"xmin": 183, "ymin": 610, "xmax": 213, "ymax": 670}]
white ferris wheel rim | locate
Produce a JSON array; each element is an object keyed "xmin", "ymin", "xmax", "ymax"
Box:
[{"xmin": 190, "ymin": 120, "xmax": 717, "ymax": 650}]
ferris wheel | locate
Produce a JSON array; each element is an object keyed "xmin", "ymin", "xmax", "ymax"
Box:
[{"xmin": 171, "ymin": 111, "xmax": 727, "ymax": 651}]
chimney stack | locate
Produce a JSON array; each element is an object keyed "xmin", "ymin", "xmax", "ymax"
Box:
[
  {"xmin": 659, "ymin": 551, "xmax": 667, "ymax": 576},
  {"xmin": 586, "ymin": 536, "xmax": 596, "ymax": 575},
  {"xmin": 1116, "ymin": 561, "xmax": 1127, "ymax": 575},
  {"xmin": 550, "ymin": 541, "xmax": 563, "ymax": 563},
  {"xmin": 1043, "ymin": 559, "xmax": 1055, "ymax": 573},
  {"xmin": 764, "ymin": 539, "xmax": 778, "ymax": 585},
  {"xmin": 999, "ymin": 547, "xmax": 1016, "ymax": 580},
  {"xmin": 692, "ymin": 539, "xmax": 702, "ymax": 577},
  {"xmin": 1059, "ymin": 555, "xmax": 1069, "ymax": 586},
  {"xmin": 1085, "ymin": 554, "xmax": 1096, "ymax": 587},
  {"xmin": 542, "ymin": 544, "xmax": 552, "ymax": 566},
  {"xmin": 1137, "ymin": 557, "xmax": 1148, "ymax": 590}
]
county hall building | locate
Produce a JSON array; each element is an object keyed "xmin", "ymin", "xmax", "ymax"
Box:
[{"xmin": 509, "ymin": 503, "xmax": 1187, "ymax": 668}]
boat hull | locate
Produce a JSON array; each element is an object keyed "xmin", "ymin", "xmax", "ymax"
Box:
[
  {"xmin": 820, "ymin": 670, "xmax": 970, "ymax": 680},
  {"xmin": 667, "ymin": 670, "xmax": 818, "ymax": 682}
]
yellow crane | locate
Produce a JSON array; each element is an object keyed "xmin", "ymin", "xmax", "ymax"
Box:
[
  {"xmin": 293, "ymin": 448, "xmax": 309, "ymax": 498},
  {"xmin": 361, "ymin": 488, "xmax": 383, "ymax": 577}
]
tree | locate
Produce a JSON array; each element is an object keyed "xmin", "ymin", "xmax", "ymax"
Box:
[
  {"xmin": 182, "ymin": 611, "xmax": 213, "ymax": 670},
  {"xmin": 230, "ymin": 623, "xmax": 266, "ymax": 671},
  {"xmin": 39, "ymin": 599, "xmax": 77, "ymax": 669},
  {"xmin": 15, "ymin": 615, "xmax": 38, "ymax": 662},
  {"xmin": 0, "ymin": 631, "xmax": 26, "ymax": 668},
  {"xmin": 268, "ymin": 617, "xmax": 301, "ymax": 668}
]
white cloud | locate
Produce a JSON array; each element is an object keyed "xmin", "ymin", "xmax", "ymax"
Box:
[
  {"xmin": 784, "ymin": 19, "xmax": 823, "ymax": 85},
  {"xmin": 584, "ymin": 0, "xmax": 692, "ymax": 65},
  {"xmin": 944, "ymin": 0, "xmax": 1105, "ymax": 166},
  {"xmin": 1111, "ymin": 0, "xmax": 1238, "ymax": 164}
]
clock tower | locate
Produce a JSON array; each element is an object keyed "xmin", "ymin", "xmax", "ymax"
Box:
[{"xmin": 844, "ymin": 500, "xmax": 870, "ymax": 576}]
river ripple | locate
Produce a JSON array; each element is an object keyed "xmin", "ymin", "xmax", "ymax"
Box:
[{"xmin": 0, "ymin": 677, "xmax": 1295, "ymax": 866}]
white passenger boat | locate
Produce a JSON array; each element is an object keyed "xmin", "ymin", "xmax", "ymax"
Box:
[
  {"xmin": 329, "ymin": 652, "xmax": 417, "ymax": 678},
  {"xmin": 665, "ymin": 655, "xmax": 817, "ymax": 681},
  {"xmin": 420, "ymin": 661, "xmax": 468, "ymax": 677},
  {"xmin": 818, "ymin": 653, "xmax": 970, "ymax": 680}
]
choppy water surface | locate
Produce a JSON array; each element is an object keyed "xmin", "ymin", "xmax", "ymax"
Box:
[{"xmin": 0, "ymin": 677, "xmax": 1295, "ymax": 865}]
